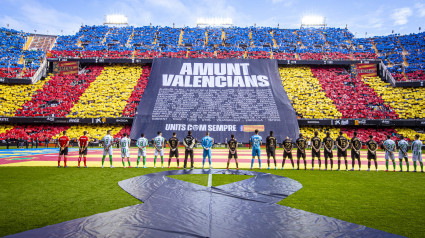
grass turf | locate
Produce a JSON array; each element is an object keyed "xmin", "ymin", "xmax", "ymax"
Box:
[
  {"xmin": 274, "ymin": 169, "xmax": 425, "ymax": 238},
  {"xmin": 0, "ymin": 167, "xmax": 424, "ymax": 237}
]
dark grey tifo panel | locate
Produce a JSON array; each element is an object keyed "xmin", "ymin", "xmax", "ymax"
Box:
[{"xmin": 130, "ymin": 58, "xmax": 299, "ymax": 143}]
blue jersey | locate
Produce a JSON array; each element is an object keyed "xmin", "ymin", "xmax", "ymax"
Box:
[
  {"xmin": 250, "ymin": 135, "xmax": 262, "ymax": 149},
  {"xmin": 201, "ymin": 136, "xmax": 214, "ymax": 149}
]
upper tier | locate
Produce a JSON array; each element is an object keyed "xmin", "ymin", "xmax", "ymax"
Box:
[
  {"xmin": 1, "ymin": 25, "xmax": 424, "ymax": 81},
  {"xmin": 47, "ymin": 25, "xmax": 425, "ymax": 81}
]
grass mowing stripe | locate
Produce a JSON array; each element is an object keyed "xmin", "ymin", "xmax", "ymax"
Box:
[
  {"xmin": 0, "ymin": 167, "xmax": 158, "ymax": 237},
  {"xmin": 269, "ymin": 170, "xmax": 425, "ymax": 238},
  {"xmin": 1, "ymin": 168, "xmax": 423, "ymax": 237}
]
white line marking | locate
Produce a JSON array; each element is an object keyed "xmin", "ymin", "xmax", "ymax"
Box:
[{"xmin": 208, "ymin": 173, "xmax": 212, "ymax": 187}]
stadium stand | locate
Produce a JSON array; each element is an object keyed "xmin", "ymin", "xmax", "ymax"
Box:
[
  {"xmin": 0, "ymin": 25, "xmax": 424, "ymax": 146},
  {"xmin": 363, "ymin": 76, "xmax": 425, "ymax": 119},
  {"xmin": 188, "ymin": 46, "xmax": 215, "ymax": 58},
  {"xmin": 0, "ymin": 28, "xmax": 27, "ymax": 78},
  {"xmin": 399, "ymin": 32, "xmax": 425, "ymax": 81},
  {"xmin": 246, "ymin": 47, "xmax": 271, "ymax": 59},
  {"xmin": 158, "ymin": 46, "xmax": 187, "ymax": 58},
  {"xmin": 272, "ymin": 29, "xmax": 298, "ymax": 54},
  {"xmin": 0, "ymin": 80, "xmax": 47, "ymax": 116},
  {"xmin": 182, "ymin": 27, "xmax": 206, "ymax": 46},
  {"xmin": 49, "ymin": 34, "xmax": 83, "ymax": 58},
  {"xmin": 297, "ymin": 28, "xmax": 325, "ymax": 60},
  {"xmin": 15, "ymin": 65, "xmax": 104, "ymax": 117},
  {"xmin": 131, "ymin": 26, "xmax": 158, "ymax": 47},
  {"xmin": 122, "ymin": 65, "xmax": 151, "ymax": 117},
  {"xmin": 224, "ymin": 27, "xmax": 251, "ymax": 46},
  {"xmin": 300, "ymin": 126, "xmax": 346, "ymax": 141},
  {"xmin": 114, "ymin": 125, "xmax": 132, "ymax": 139},
  {"xmin": 341, "ymin": 127, "xmax": 398, "ymax": 143},
  {"xmin": 80, "ymin": 25, "xmax": 109, "ymax": 51},
  {"xmin": 67, "ymin": 65, "xmax": 144, "ymax": 118},
  {"xmin": 0, "ymin": 125, "xmax": 69, "ymax": 141},
  {"xmin": 251, "ymin": 27, "xmax": 273, "ymax": 46},
  {"xmin": 301, "ymin": 126, "xmax": 399, "ymax": 144},
  {"xmin": 395, "ymin": 128, "xmax": 425, "ymax": 141},
  {"xmin": 351, "ymin": 38, "xmax": 378, "ymax": 60},
  {"xmin": 312, "ymin": 67, "xmax": 398, "ymax": 119},
  {"xmin": 156, "ymin": 27, "xmax": 181, "ymax": 46},
  {"xmin": 27, "ymin": 35, "xmax": 56, "ymax": 51},
  {"xmin": 53, "ymin": 124, "xmax": 123, "ymax": 140},
  {"xmin": 104, "ymin": 26, "xmax": 133, "ymax": 50},
  {"xmin": 134, "ymin": 46, "xmax": 160, "ymax": 59},
  {"xmin": 43, "ymin": 25, "xmax": 424, "ymax": 81},
  {"xmin": 279, "ymin": 66, "xmax": 342, "ymax": 119},
  {"xmin": 206, "ymin": 27, "xmax": 223, "ymax": 46},
  {"xmin": 0, "ymin": 125, "xmax": 14, "ymax": 136}
]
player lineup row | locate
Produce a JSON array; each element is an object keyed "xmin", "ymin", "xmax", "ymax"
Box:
[{"xmin": 55, "ymin": 129, "xmax": 424, "ymax": 172}]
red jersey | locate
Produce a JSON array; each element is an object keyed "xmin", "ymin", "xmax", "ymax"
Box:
[
  {"xmin": 58, "ymin": 136, "xmax": 70, "ymax": 147},
  {"xmin": 79, "ymin": 135, "xmax": 89, "ymax": 148}
]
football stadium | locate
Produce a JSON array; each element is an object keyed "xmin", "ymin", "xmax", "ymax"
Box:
[{"xmin": 1, "ymin": 0, "xmax": 425, "ymax": 237}]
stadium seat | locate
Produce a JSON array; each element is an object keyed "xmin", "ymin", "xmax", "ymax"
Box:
[
  {"xmin": 341, "ymin": 127, "xmax": 398, "ymax": 144},
  {"xmin": 312, "ymin": 67, "xmax": 399, "ymax": 119},
  {"xmin": 182, "ymin": 27, "xmax": 206, "ymax": 46},
  {"xmin": 67, "ymin": 65, "xmax": 144, "ymax": 118},
  {"xmin": 363, "ymin": 76, "xmax": 425, "ymax": 119},
  {"xmin": 54, "ymin": 124, "xmax": 123, "ymax": 140},
  {"xmin": 114, "ymin": 125, "xmax": 131, "ymax": 139},
  {"xmin": 0, "ymin": 79, "xmax": 47, "ymax": 116},
  {"xmin": 0, "ymin": 125, "xmax": 15, "ymax": 140},
  {"xmin": 15, "ymin": 65, "xmax": 104, "ymax": 117},
  {"xmin": 122, "ymin": 66, "xmax": 151, "ymax": 117},
  {"xmin": 300, "ymin": 126, "xmax": 346, "ymax": 141},
  {"xmin": 395, "ymin": 128, "xmax": 425, "ymax": 141},
  {"xmin": 279, "ymin": 66, "xmax": 342, "ymax": 119},
  {"xmin": 0, "ymin": 125, "xmax": 69, "ymax": 141}
]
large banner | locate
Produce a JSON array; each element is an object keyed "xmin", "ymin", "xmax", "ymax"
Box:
[
  {"xmin": 130, "ymin": 58, "xmax": 299, "ymax": 142},
  {"xmin": 52, "ymin": 61, "xmax": 79, "ymax": 75},
  {"xmin": 357, "ymin": 63, "xmax": 377, "ymax": 78}
]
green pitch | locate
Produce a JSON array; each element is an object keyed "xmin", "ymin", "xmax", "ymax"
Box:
[{"xmin": 0, "ymin": 167, "xmax": 424, "ymax": 237}]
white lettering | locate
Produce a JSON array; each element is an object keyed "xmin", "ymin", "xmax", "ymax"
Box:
[
  {"xmin": 215, "ymin": 76, "xmax": 226, "ymax": 87},
  {"xmin": 214, "ymin": 63, "xmax": 226, "ymax": 75},
  {"xmin": 180, "ymin": 63, "xmax": 192, "ymax": 75},
  {"xmin": 202, "ymin": 76, "xmax": 215, "ymax": 87},
  {"xmin": 233, "ymin": 76, "xmax": 245, "ymax": 87},
  {"xmin": 227, "ymin": 63, "xmax": 240, "ymax": 75},
  {"xmin": 184, "ymin": 76, "xmax": 192, "ymax": 87},
  {"xmin": 193, "ymin": 76, "xmax": 202, "ymax": 87},
  {"xmin": 162, "ymin": 74, "xmax": 174, "ymax": 86},
  {"xmin": 240, "ymin": 63, "xmax": 250, "ymax": 75},
  {"xmin": 244, "ymin": 75, "xmax": 258, "ymax": 87},
  {"xmin": 257, "ymin": 75, "xmax": 270, "ymax": 87},
  {"xmin": 171, "ymin": 75, "xmax": 184, "ymax": 87},
  {"xmin": 194, "ymin": 63, "xmax": 213, "ymax": 75}
]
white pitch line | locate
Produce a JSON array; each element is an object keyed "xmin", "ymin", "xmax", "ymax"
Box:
[{"xmin": 208, "ymin": 172, "xmax": 212, "ymax": 188}]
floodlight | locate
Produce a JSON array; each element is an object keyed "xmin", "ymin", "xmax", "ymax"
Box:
[
  {"xmin": 104, "ymin": 14, "xmax": 128, "ymax": 25},
  {"xmin": 301, "ymin": 15, "xmax": 325, "ymax": 25},
  {"xmin": 196, "ymin": 18, "xmax": 233, "ymax": 27}
]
